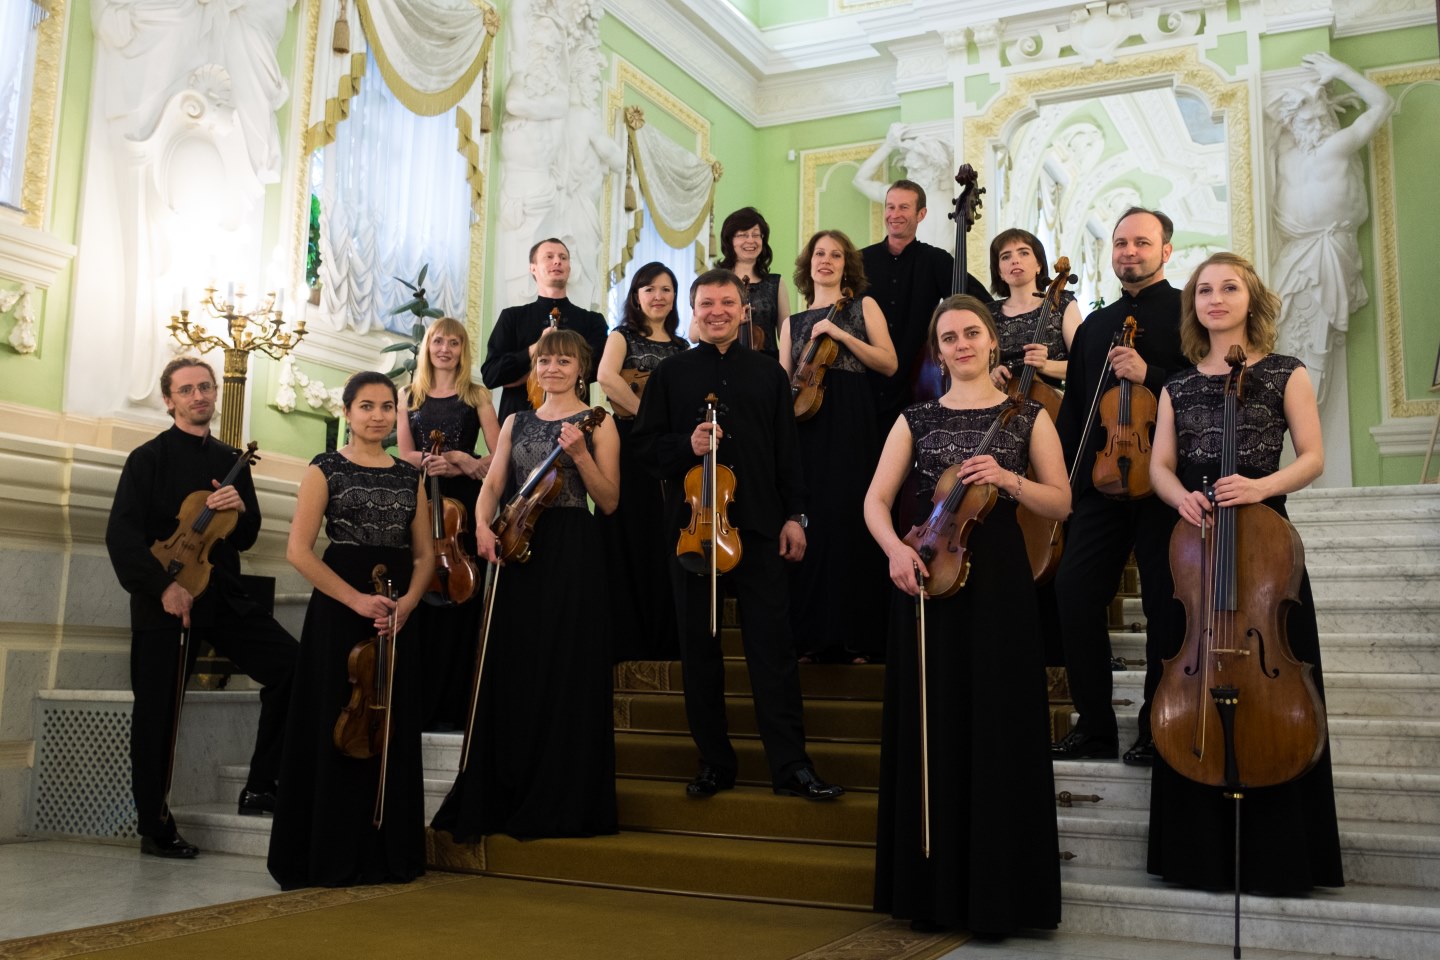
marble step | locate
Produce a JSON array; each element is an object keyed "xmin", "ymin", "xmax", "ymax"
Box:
[
  {"xmin": 1289, "ymin": 508, "xmax": 1440, "ymax": 540},
  {"xmin": 1116, "ymin": 595, "xmax": 1440, "ymax": 634},
  {"xmin": 1107, "ymin": 669, "xmax": 1440, "ymax": 719},
  {"xmin": 1105, "ymin": 631, "xmax": 1440, "ymax": 674},
  {"xmin": 1294, "ymin": 533, "xmax": 1440, "ymax": 567},
  {"xmin": 1287, "ymin": 484, "xmax": 1440, "ymax": 512},
  {"xmin": 1305, "ymin": 562, "xmax": 1440, "ymax": 600}
]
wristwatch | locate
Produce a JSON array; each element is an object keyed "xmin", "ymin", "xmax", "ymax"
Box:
[{"xmin": 788, "ymin": 513, "xmax": 808, "ymax": 529}]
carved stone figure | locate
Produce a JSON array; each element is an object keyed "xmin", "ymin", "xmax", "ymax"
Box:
[
  {"xmin": 852, "ymin": 123, "xmax": 956, "ymax": 253},
  {"xmin": 1266, "ymin": 51, "xmax": 1394, "ymax": 404}
]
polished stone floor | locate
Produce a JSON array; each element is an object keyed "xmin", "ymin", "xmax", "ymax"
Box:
[{"xmin": 0, "ymin": 838, "xmax": 1371, "ymax": 959}]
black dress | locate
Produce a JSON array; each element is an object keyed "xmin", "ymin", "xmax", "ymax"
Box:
[
  {"xmin": 431, "ymin": 410, "xmax": 618, "ymax": 840},
  {"xmin": 787, "ymin": 299, "xmax": 886, "ymax": 660},
  {"xmin": 988, "ymin": 289, "xmax": 1074, "ymax": 388},
  {"xmin": 1147, "ymin": 354, "xmax": 1343, "ymax": 893},
  {"xmin": 407, "ymin": 395, "xmax": 488, "ymax": 730},
  {"xmin": 267, "ymin": 452, "xmax": 425, "ymax": 890},
  {"xmin": 743, "ymin": 273, "xmax": 782, "ymax": 361},
  {"xmin": 874, "ymin": 399, "xmax": 1061, "ymax": 935},
  {"xmin": 602, "ymin": 328, "xmax": 688, "ymax": 661}
]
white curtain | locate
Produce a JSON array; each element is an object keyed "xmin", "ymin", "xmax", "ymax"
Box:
[
  {"xmin": 632, "ymin": 123, "xmax": 716, "ymax": 247},
  {"xmin": 355, "ymin": 0, "xmax": 492, "ymax": 114},
  {"xmin": 0, "ymin": 0, "xmax": 39, "ymax": 206},
  {"xmin": 606, "ymin": 209, "xmax": 699, "ymax": 340}
]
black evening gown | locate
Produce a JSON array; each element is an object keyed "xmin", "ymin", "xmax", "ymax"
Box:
[
  {"xmin": 988, "ymin": 289, "xmax": 1074, "ymax": 389},
  {"xmin": 1148, "ymin": 355, "xmax": 1343, "ymax": 893},
  {"xmin": 431, "ymin": 410, "xmax": 618, "ymax": 840},
  {"xmin": 407, "ymin": 394, "xmax": 488, "ymax": 730},
  {"xmin": 787, "ymin": 299, "xmax": 886, "ymax": 660},
  {"xmin": 743, "ymin": 273, "xmax": 782, "ymax": 361},
  {"xmin": 874, "ymin": 399, "xmax": 1061, "ymax": 935},
  {"xmin": 600, "ymin": 328, "xmax": 687, "ymax": 661},
  {"xmin": 267, "ymin": 453, "xmax": 426, "ymax": 890}
]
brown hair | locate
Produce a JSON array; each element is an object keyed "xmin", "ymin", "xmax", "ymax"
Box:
[
  {"xmin": 715, "ymin": 207, "xmax": 774, "ymax": 276},
  {"xmin": 792, "ymin": 230, "xmax": 868, "ymax": 305},
  {"xmin": 689, "ymin": 268, "xmax": 745, "ymax": 306},
  {"xmin": 408, "ymin": 316, "xmax": 491, "ymax": 411},
  {"xmin": 888, "ymin": 179, "xmax": 927, "ymax": 211},
  {"xmin": 532, "ymin": 328, "xmax": 593, "ymax": 400},
  {"xmin": 159, "ymin": 356, "xmax": 216, "ymax": 403},
  {"xmin": 1179, "ymin": 252, "xmax": 1281, "ymax": 363},
  {"xmin": 926, "ymin": 294, "xmax": 1001, "ymax": 370},
  {"xmin": 988, "ymin": 228, "xmax": 1053, "ymax": 298}
]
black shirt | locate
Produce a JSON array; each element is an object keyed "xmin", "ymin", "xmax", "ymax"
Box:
[
  {"xmin": 105, "ymin": 426, "xmax": 262, "ymax": 630},
  {"xmin": 1054, "ymin": 279, "xmax": 1187, "ymax": 496},
  {"xmin": 480, "ymin": 296, "xmax": 608, "ymax": 424},
  {"xmin": 630, "ymin": 340, "xmax": 805, "ymax": 538}
]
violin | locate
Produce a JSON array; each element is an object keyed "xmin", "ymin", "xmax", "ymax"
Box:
[
  {"xmin": 790, "ymin": 289, "xmax": 852, "ymax": 421},
  {"xmin": 423, "ymin": 430, "xmax": 480, "ymax": 605},
  {"xmin": 902, "ymin": 402, "xmax": 1021, "ymax": 598},
  {"xmin": 738, "ymin": 276, "xmax": 766, "ymax": 351},
  {"xmin": 333, "ymin": 565, "xmax": 400, "ymax": 826},
  {"xmin": 915, "ymin": 165, "xmax": 984, "ymax": 402},
  {"xmin": 150, "ymin": 441, "xmax": 261, "ymax": 599},
  {"xmin": 1152, "ymin": 346, "xmax": 1326, "ymax": 789},
  {"xmin": 613, "ymin": 368, "xmax": 649, "ymax": 420},
  {"xmin": 676, "ymin": 394, "xmax": 741, "ymax": 636},
  {"xmin": 492, "ymin": 407, "xmax": 608, "ymax": 564},
  {"xmin": 1092, "ymin": 316, "xmax": 1158, "ymax": 498},
  {"xmin": 526, "ymin": 308, "xmax": 561, "ymax": 409},
  {"xmin": 1010, "ymin": 260, "xmax": 1076, "ymax": 583}
]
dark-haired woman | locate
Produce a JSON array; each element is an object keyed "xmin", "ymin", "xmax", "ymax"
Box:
[
  {"xmin": 780, "ymin": 230, "xmax": 896, "ymax": 664},
  {"xmin": 432, "ymin": 329, "xmax": 621, "ymax": 841},
  {"xmin": 268, "ymin": 372, "xmax": 435, "ymax": 890},
  {"xmin": 986, "ymin": 229, "xmax": 1082, "ymax": 392},
  {"xmin": 716, "ymin": 206, "xmax": 790, "ymax": 360},
  {"xmin": 597, "ymin": 262, "xmax": 689, "ymax": 661}
]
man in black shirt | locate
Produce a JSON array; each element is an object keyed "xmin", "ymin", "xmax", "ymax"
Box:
[
  {"xmin": 861, "ymin": 179, "xmax": 984, "ymax": 430},
  {"xmin": 105, "ymin": 358, "xmax": 298, "ymax": 857},
  {"xmin": 632, "ymin": 269, "xmax": 842, "ymax": 802},
  {"xmin": 481, "ymin": 238, "xmax": 608, "ymax": 423},
  {"xmin": 1051, "ymin": 208, "xmax": 1188, "ymax": 764}
]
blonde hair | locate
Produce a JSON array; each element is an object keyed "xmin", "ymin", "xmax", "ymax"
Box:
[
  {"xmin": 408, "ymin": 317, "xmax": 492, "ymax": 410},
  {"xmin": 1179, "ymin": 252, "xmax": 1280, "ymax": 363}
]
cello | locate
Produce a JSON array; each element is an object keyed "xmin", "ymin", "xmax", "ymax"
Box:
[
  {"xmin": 150, "ymin": 441, "xmax": 261, "ymax": 598},
  {"xmin": 492, "ymin": 407, "xmax": 608, "ymax": 564},
  {"xmin": 1092, "ymin": 316, "xmax": 1158, "ymax": 498},
  {"xmin": 423, "ymin": 430, "xmax": 480, "ymax": 605},
  {"xmin": 333, "ymin": 566, "xmax": 401, "ymax": 828},
  {"xmin": 790, "ymin": 290, "xmax": 852, "ymax": 421},
  {"xmin": 914, "ymin": 165, "xmax": 985, "ymax": 402},
  {"xmin": 676, "ymin": 394, "xmax": 741, "ymax": 635},
  {"xmin": 526, "ymin": 308, "xmax": 562, "ymax": 409}
]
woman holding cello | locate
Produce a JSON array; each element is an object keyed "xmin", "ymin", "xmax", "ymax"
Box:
[
  {"xmin": 986, "ymin": 228, "xmax": 1081, "ymax": 393},
  {"xmin": 268, "ymin": 371, "xmax": 434, "ymax": 889},
  {"xmin": 864, "ymin": 294, "xmax": 1068, "ymax": 935},
  {"xmin": 396, "ymin": 317, "xmax": 500, "ymax": 731},
  {"xmin": 596, "ymin": 262, "xmax": 689, "ymax": 660},
  {"xmin": 780, "ymin": 230, "xmax": 896, "ymax": 664},
  {"xmin": 431, "ymin": 328, "xmax": 620, "ymax": 840},
  {"xmin": 715, "ymin": 206, "xmax": 789, "ymax": 358},
  {"xmin": 1147, "ymin": 252, "xmax": 1342, "ymax": 893}
]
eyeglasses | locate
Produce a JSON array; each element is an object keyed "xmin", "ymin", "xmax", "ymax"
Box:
[{"xmin": 174, "ymin": 382, "xmax": 216, "ymax": 398}]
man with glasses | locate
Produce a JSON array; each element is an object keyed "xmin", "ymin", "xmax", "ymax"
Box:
[{"xmin": 106, "ymin": 358, "xmax": 298, "ymax": 858}]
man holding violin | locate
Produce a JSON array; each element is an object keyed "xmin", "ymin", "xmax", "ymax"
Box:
[
  {"xmin": 105, "ymin": 358, "xmax": 298, "ymax": 857},
  {"xmin": 1051, "ymin": 207, "xmax": 1188, "ymax": 765},
  {"xmin": 632, "ymin": 268, "xmax": 844, "ymax": 802}
]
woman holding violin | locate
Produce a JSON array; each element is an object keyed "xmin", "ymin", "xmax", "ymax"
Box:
[
  {"xmin": 431, "ymin": 328, "xmax": 621, "ymax": 841},
  {"xmin": 396, "ymin": 317, "xmax": 500, "ymax": 731},
  {"xmin": 268, "ymin": 371, "xmax": 434, "ymax": 890},
  {"xmin": 780, "ymin": 230, "xmax": 896, "ymax": 664},
  {"xmin": 864, "ymin": 294, "xmax": 1068, "ymax": 935},
  {"xmin": 1147, "ymin": 252, "xmax": 1342, "ymax": 893},
  {"xmin": 986, "ymin": 228, "xmax": 1081, "ymax": 392},
  {"xmin": 715, "ymin": 206, "xmax": 789, "ymax": 358},
  {"xmin": 596, "ymin": 262, "xmax": 689, "ymax": 660}
]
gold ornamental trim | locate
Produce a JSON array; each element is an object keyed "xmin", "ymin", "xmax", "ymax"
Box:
[
  {"xmin": 354, "ymin": 0, "xmax": 497, "ymax": 118},
  {"xmin": 303, "ymin": 52, "xmax": 368, "ymax": 155},
  {"xmin": 21, "ymin": 0, "xmax": 66, "ymax": 230},
  {"xmin": 799, "ymin": 142, "xmax": 888, "ymax": 244}
]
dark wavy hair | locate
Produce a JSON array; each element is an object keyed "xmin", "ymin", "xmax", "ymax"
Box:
[
  {"xmin": 792, "ymin": 230, "xmax": 868, "ymax": 305},
  {"xmin": 988, "ymin": 228, "xmax": 1053, "ymax": 298},
  {"xmin": 620, "ymin": 261, "xmax": 681, "ymax": 338},
  {"xmin": 715, "ymin": 207, "xmax": 774, "ymax": 277}
]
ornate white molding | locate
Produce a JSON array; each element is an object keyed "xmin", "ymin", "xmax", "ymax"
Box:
[
  {"xmin": 755, "ymin": 62, "xmax": 898, "ymax": 126},
  {"xmin": 1334, "ymin": 0, "xmax": 1437, "ymax": 36},
  {"xmin": 0, "ymin": 218, "xmax": 77, "ymax": 289},
  {"xmin": 1370, "ymin": 416, "xmax": 1440, "ymax": 457}
]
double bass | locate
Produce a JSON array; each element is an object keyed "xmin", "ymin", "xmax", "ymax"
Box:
[
  {"xmin": 492, "ymin": 407, "xmax": 608, "ymax": 564},
  {"xmin": 1092, "ymin": 316, "xmax": 1158, "ymax": 498},
  {"xmin": 676, "ymin": 394, "xmax": 741, "ymax": 635},
  {"xmin": 423, "ymin": 430, "xmax": 480, "ymax": 605},
  {"xmin": 333, "ymin": 566, "xmax": 400, "ymax": 828},
  {"xmin": 914, "ymin": 165, "xmax": 985, "ymax": 402},
  {"xmin": 790, "ymin": 290, "xmax": 852, "ymax": 421},
  {"xmin": 150, "ymin": 441, "xmax": 261, "ymax": 598},
  {"xmin": 525, "ymin": 308, "xmax": 562, "ymax": 409}
]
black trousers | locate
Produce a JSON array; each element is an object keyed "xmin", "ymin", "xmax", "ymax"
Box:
[
  {"xmin": 1053, "ymin": 489, "xmax": 1182, "ymax": 742},
  {"xmin": 130, "ymin": 612, "xmax": 297, "ymax": 837},
  {"xmin": 670, "ymin": 532, "xmax": 810, "ymax": 786}
]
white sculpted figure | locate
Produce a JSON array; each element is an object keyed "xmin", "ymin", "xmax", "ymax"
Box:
[
  {"xmin": 1266, "ymin": 52, "xmax": 1393, "ymax": 404},
  {"xmin": 852, "ymin": 123, "xmax": 955, "ymax": 253}
]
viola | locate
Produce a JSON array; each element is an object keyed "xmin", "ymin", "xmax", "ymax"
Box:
[
  {"xmin": 150, "ymin": 441, "xmax": 261, "ymax": 598},
  {"xmin": 333, "ymin": 565, "xmax": 400, "ymax": 827},
  {"xmin": 790, "ymin": 289, "xmax": 852, "ymax": 421},
  {"xmin": 492, "ymin": 407, "xmax": 608, "ymax": 564},
  {"xmin": 676, "ymin": 393, "xmax": 741, "ymax": 636},
  {"xmin": 1092, "ymin": 316, "xmax": 1158, "ymax": 498},
  {"xmin": 902, "ymin": 402, "xmax": 1020, "ymax": 598},
  {"xmin": 526, "ymin": 308, "xmax": 561, "ymax": 409},
  {"xmin": 914, "ymin": 165, "xmax": 984, "ymax": 402},
  {"xmin": 612, "ymin": 367, "xmax": 649, "ymax": 420},
  {"xmin": 423, "ymin": 430, "xmax": 480, "ymax": 605}
]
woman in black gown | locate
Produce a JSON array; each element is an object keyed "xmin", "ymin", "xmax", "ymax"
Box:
[
  {"xmin": 985, "ymin": 228, "xmax": 1082, "ymax": 391},
  {"xmin": 780, "ymin": 230, "xmax": 896, "ymax": 663},
  {"xmin": 864, "ymin": 294, "xmax": 1069, "ymax": 935},
  {"xmin": 396, "ymin": 316, "xmax": 501, "ymax": 730},
  {"xmin": 268, "ymin": 372, "xmax": 435, "ymax": 890},
  {"xmin": 432, "ymin": 328, "xmax": 621, "ymax": 840},
  {"xmin": 1147, "ymin": 251, "xmax": 1342, "ymax": 893},
  {"xmin": 715, "ymin": 206, "xmax": 789, "ymax": 359},
  {"xmin": 596, "ymin": 262, "xmax": 689, "ymax": 661}
]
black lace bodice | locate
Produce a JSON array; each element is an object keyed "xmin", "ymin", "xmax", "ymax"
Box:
[
  {"xmin": 903, "ymin": 399, "xmax": 1040, "ymax": 500},
  {"xmin": 508, "ymin": 409, "xmax": 594, "ymax": 509},
  {"xmin": 408, "ymin": 394, "xmax": 482, "ymax": 457},
  {"xmin": 1166, "ymin": 353, "xmax": 1303, "ymax": 478},
  {"xmin": 989, "ymin": 290, "xmax": 1074, "ymax": 372},
  {"xmin": 619, "ymin": 327, "xmax": 689, "ymax": 372},
  {"xmin": 312, "ymin": 451, "xmax": 419, "ymax": 548},
  {"xmin": 789, "ymin": 299, "xmax": 869, "ymax": 374},
  {"xmin": 745, "ymin": 274, "xmax": 781, "ymax": 344}
]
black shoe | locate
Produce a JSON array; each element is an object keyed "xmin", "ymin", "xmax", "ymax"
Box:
[
  {"xmin": 774, "ymin": 767, "xmax": 844, "ymax": 801},
  {"xmin": 1051, "ymin": 730, "xmax": 1118, "ymax": 760},
  {"xmin": 238, "ymin": 787, "xmax": 277, "ymax": 815},
  {"xmin": 1123, "ymin": 733, "xmax": 1156, "ymax": 766},
  {"xmin": 685, "ymin": 767, "xmax": 735, "ymax": 798},
  {"xmin": 141, "ymin": 832, "xmax": 199, "ymax": 859}
]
